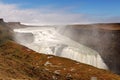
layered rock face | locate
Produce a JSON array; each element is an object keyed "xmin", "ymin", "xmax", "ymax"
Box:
[{"xmin": 63, "ymin": 24, "xmax": 120, "ymax": 74}]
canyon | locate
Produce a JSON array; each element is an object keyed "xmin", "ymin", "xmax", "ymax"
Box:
[{"xmin": 0, "ymin": 18, "xmax": 120, "ymax": 79}]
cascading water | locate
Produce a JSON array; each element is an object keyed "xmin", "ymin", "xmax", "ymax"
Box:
[{"xmin": 14, "ymin": 26, "xmax": 108, "ymax": 69}]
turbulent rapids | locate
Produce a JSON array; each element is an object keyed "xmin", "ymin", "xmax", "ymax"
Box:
[{"xmin": 14, "ymin": 27, "xmax": 108, "ymax": 69}]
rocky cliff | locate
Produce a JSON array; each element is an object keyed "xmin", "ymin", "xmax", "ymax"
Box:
[
  {"xmin": 0, "ymin": 18, "xmax": 13, "ymax": 44},
  {"xmin": 63, "ymin": 24, "xmax": 120, "ymax": 74}
]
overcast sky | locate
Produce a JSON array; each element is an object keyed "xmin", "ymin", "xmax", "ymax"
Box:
[{"xmin": 0, "ymin": 0, "xmax": 120, "ymax": 25}]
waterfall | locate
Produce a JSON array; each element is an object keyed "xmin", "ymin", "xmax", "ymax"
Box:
[{"xmin": 14, "ymin": 27, "xmax": 108, "ymax": 69}]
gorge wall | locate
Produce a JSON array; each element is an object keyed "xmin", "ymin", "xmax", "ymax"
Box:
[{"xmin": 63, "ymin": 24, "xmax": 120, "ymax": 74}]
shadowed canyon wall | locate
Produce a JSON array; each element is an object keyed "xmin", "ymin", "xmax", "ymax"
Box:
[{"xmin": 62, "ymin": 24, "xmax": 120, "ymax": 74}]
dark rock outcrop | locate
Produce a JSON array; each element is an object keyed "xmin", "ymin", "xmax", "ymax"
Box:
[
  {"xmin": 0, "ymin": 18, "xmax": 4, "ymax": 23},
  {"xmin": 0, "ymin": 19, "xmax": 13, "ymax": 44}
]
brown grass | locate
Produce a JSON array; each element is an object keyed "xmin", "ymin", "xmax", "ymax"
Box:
[{"xmin": 0, "ymin": 41, "xmax": 120, "ymax": 80}]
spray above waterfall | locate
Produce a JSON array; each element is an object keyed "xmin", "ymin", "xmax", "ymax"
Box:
[{"xmin": 13, "ymin": 26, "xmax": 108, "ymax": 69}]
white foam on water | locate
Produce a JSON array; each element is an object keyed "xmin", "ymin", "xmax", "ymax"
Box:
[{"xmin": 13, "ymin": 26, "xmax": 108, "ymax": 69}]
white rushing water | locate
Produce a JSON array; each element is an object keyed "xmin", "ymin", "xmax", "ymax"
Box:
[{"xmin": 14, "ymin": 27, "xmax": 108, "ymax": 69}]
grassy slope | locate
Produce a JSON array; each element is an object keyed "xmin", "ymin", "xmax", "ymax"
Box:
[{"xmin": 0, "ymin": 41, "xmax": 120, "ymax": 80}]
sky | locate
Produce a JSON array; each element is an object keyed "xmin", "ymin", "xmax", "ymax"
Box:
[{"xmin": 0, "ymin": 0, "xmax": 120, "ymax": 25}]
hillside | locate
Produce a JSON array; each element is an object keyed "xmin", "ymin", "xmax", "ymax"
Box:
[{"xmin": 0, "ymin": 41, "xmax": 120, "ymax": 80}]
